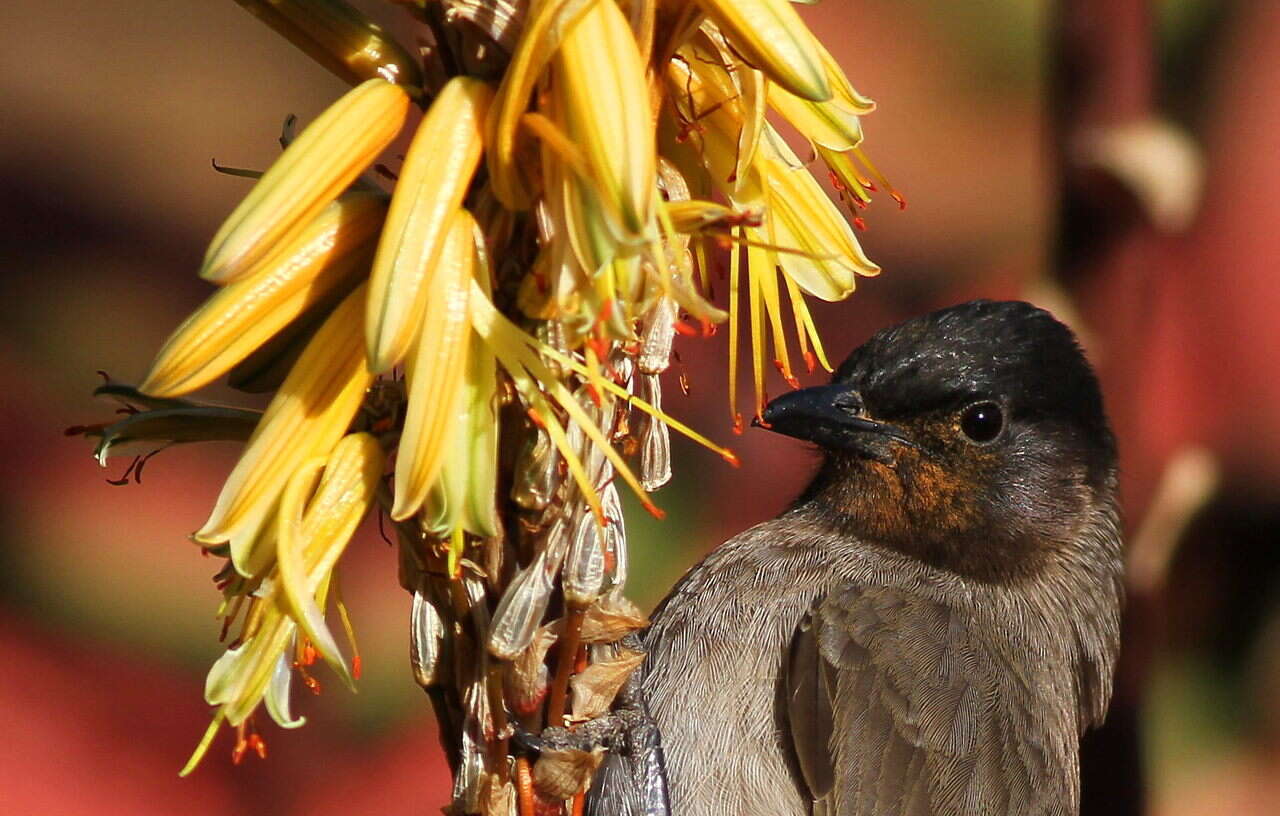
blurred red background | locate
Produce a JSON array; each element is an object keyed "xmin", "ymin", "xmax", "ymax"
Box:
[{"xmin": 2, "ymin": 1, "xmax": 1278, "ymax": 813}]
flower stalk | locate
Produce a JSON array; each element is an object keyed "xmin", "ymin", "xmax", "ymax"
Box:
[{"xmin": 73, "ymin": 0, "xmax": 899, "ymax": 810}]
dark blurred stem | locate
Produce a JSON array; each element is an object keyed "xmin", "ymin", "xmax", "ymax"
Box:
[
  {"xmin": 1050, "ymin": 0, "xmax": 1154, "ymax": 278},
  {"xmin": 546, "ymin": 604, "xmax": 587, "ymax": 728},
  {"xmin": 488, "ymin": 662, "xmax": 512, "ymax": 781},
  {"xmin": 1049, "ymin": 2, "xmax": 1154, "ymax": 814}
]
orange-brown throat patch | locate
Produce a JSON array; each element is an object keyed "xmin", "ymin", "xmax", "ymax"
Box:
[{"xmin": 808, "ymin": 421, "xmax": 1050, "ymax": 583}]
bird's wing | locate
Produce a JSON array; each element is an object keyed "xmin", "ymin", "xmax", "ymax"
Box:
[{"xmin": 785, "ymin": 584, "xmax": 1065, "ymax": 816}]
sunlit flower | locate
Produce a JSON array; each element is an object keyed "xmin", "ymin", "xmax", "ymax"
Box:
[{"xmin": 74, "ymin": 0, "xmax": 898, "ymax": 803}]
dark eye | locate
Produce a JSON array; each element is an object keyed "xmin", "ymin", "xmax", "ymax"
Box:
[{"xmin": 960, "ymin": 402, "xmax": 1004, "ymax": 443}]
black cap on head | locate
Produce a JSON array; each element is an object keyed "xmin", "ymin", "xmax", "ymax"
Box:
[{"xmin": 831, "ymin": 300, "xmax": 1109, "ymax": 449}]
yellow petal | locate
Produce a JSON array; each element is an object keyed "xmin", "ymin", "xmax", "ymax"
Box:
[
  {"xmin": 486, "ymin": 0, "xmax": 597, "ymax": 209},
  {"xmin": 699, "ymin": 28, "xmax": 768, "ymax": 185},
  {"xmin": 664, "ymin": 47, "xmax": 766, "ymax": 200},
  {"xmin": 366, "ymin": 76, "xmax": 492, "ymax": 373},
  {"xmin": 422, "ymin": 329, "xmax": 500, "ymax": 537},
  {"xmin": 757, "ymin": 133, "xmax": 878, "ymax": 301},
  {"xmin": 695, "ymin": 0, "xmax": 830, "ymax": 101},
  {"xmin": 234, "ymin": 0, "xmax": 424, "ymax": 87},
  {"xmin": 195, "ymin": 284, "xmax": 374, "ymax": 578},
  {"xmin": 664, "ymin": 199, "xmax": 760, "ymax": 234},
  {"xmin": 277, "ymin": 433, "xmax": 384, "ymax": 688},
  {"xmin": 202, "ymin": 78, "xmax": 408, "ymax": 284},
  {"xmin": 391, "ymin": 212, "xmax": 475, "ymax": 520},
  {"xmin": 204, "ymin": 619, "xmax": 296, "ymax": 728},
  {"xmin": 553, "ymin": 0, "xmax": 655, "ymax": 241},
  {"xmin": 768, "ymin": 78, "xmax": 864, "ymax": 152},
  {"xmin": 142, "ymin": 191, "xmax": 384, "ymax": 398},
  {"xmin": 768, "ymin": 34, "xmax": 875, "ymax": 150}
]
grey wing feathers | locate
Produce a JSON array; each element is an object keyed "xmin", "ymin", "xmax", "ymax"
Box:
[{"xmin": 786, "ymin": 585, "xmax": 1071, "ymax": 816}]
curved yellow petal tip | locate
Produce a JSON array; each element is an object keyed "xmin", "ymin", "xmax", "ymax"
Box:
[
  {"xmin": 202, "ymin": 79, "xmax": 408, "ymax": 286},
  {"xmin": 697, "ymin": 0, "xmax": 831, "ymax": 102}
]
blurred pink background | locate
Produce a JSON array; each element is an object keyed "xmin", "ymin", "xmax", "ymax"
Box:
[{"xmin": 2, "ymin": 0, "xmax": 1278, "ymax": 813}]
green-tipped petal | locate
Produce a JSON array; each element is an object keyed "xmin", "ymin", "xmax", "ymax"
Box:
[
  {"xmin": 422, "ymin": 221, "xmax": 500, "ymax": 538},
  {"xmin": 276, "ymin": 433, "xmax": 383, "ymax": 689},
  {"xmin": 392, "ymin": 213, "xmax": 475, "ymax": 520}
]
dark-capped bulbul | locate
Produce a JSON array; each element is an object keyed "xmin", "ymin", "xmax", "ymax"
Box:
[{"xmin": 589, "ymin": 299, "xmax": 1123, "ymax": 816}]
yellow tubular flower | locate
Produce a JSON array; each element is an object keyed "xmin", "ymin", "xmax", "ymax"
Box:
[
  {"xmin": 233, "ymin": 0, "xmax": 424, "ymax": 87},
  {"xmin": 423, "ymin": 221, "xmax": 500, "ymax": 538},
  {"xmin": 187, "ymin": 433, "xmax": 381, "ymax": 776},
  {"xmin": 195, "ymin": 284, "xmax": 374, "ymax": 578},
  {"xmin": 391, "ymin": 212, "xmax": 476, "ymax": 520},
  {"xmin": 552, "ymin": 0, "xmax": 655, "ymax": 242},
  {"xmin": 366, "ymin": 76, "xmax": 492, "ymax": 373},
  {"xmin": 693, "ymin": 0, "xmax": 831, "ymax": 101},
  {"xmin": 276, "ymin": 432, "xmax": 384, "ymax": 687},
  {"xmin": 202, "ymin": 79, "xmax": 408, "ymax": 285},
  {"xmin": 486, "ymin": 0, "xmax": 598, "ymax": 210},
  {"xmin": 142, "ymin": 191, "xmax": 384, "ymax": 398},
  {"xmin": 201, "ymin": 612, "xmax": 299, "ymax": 732},
  {"xmin": 73, "ymin": 0, "xmax": 903, "ymax": 787}
]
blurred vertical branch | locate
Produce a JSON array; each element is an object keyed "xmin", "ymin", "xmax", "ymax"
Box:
[
  {"xmin": 1049, "ymin": 1, "xmax": 1153, "ymax": 814},
  {"xmin": 1050, "ymin": 0, "xmax": 1152, "ymax": 278}
]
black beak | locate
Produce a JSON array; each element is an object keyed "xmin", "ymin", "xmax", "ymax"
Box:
[{"xmin": 754, "ymin": 383, "xmax": 917, "ymax": 455}]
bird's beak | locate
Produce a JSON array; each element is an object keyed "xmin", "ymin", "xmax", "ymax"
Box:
[{"xmin": 755, "ymin": 383, "xmax": 917, "ymax": 455}]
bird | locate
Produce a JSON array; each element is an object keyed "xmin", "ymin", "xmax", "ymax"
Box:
[{"xmin": 587, "ymin": 299, "xmax": 1124, "ymax": 816}]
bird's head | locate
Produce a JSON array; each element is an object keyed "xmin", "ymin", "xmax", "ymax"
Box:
[{"xmin": 761, "ymin": 300, "xmax": 1118, "ymax": 582}]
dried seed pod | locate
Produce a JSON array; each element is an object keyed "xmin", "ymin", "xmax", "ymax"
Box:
[
  {"xmin": 580, "ymin": 595, "xmax": 648, "ymax": 644},
  {"xmin": 512, "ymin": 422, "xmax": 561, "ymax": 512},
  {"xmin": 569, "ymin": 647, "xmax": 646, "ymax": 720},
  {"xmin": 609, "ymin": 347, "xmax": 634, "ymax": 387},
  {"xmin": 600, "ymin": 481, "xmax": 629, "ymax": 592},
  {"xmin": 532, "ymin": 746, "xmax": 605, "ymax": 801},
  {"xmin": 565, "ymin": 389, "xmax": 612, "ymax": 491},
  {"xmin": 478, "ymin": 771, "xmax": 518, "ymax": 816},
  {"xmin": 636, "ymin": 374, "xmax": 672, "ymax": 491},
  {"xmin": 452, "ymin": 723, "xmax": 486, "ymax": 813},
  {"xmin": 504, "ymin": 624, "xmax": 557, "ymax": 717},
  {"xmin": 410, "ymin": 586, "xmax": 447, "ymax": 689},
  {"xmin": 487, "ymin": 517, "xmax": 571, "ymax": 660},
  {"xmin": 638, "ymin": 296, "xmax": 677, "ymax": 375},
  {"xmin": 562, "ymin": 507, "xmax": 606, "ymax": 606}
]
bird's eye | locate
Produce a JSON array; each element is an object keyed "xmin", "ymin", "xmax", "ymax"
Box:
[{"xmin": 959, "ymin": 401, "xmax": 1004, "ymax": 443}]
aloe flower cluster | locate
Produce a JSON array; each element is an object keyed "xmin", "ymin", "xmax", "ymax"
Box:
[{"xmin": 73, "ymin": 0, "xmax": 897, "ymax": 811}]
